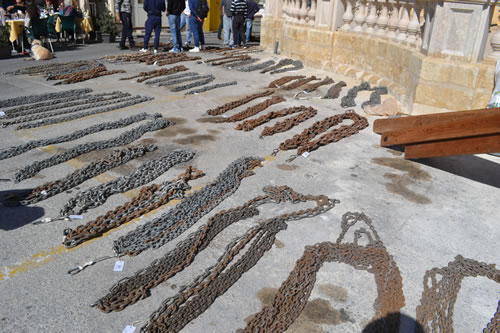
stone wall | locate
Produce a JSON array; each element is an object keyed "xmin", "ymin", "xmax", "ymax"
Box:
[{"xmin": 261, "ymin": 16, "xmax": 496, "ymax": 114}]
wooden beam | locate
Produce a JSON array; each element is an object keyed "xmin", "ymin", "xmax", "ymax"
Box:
[
  {"xmin": 373, "ymin": 108, "xmax": 500, "ymax": 134},
  {"xmin": 380, "ymin": 112, "xmax": 500, "ymax": 146},
  {"xmin": 404, "ymin": 134, "xmax": 500, "ymax": 159}
]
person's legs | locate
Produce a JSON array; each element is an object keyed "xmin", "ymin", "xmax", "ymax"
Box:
[
  {"xmin": 189, "ymin": 15, "xmax": 200, "ymax": 47},
  {"xmin": 239, "ymin": 17, "xmax": 245, "ymax": 46},
  {"xmin": 175, "ymin": 15, "xmax": 182, "ymax": 49},
  {"xmin": 119, "ymin": 12, "xmax": 127, "ymax": 47},
  {"xmin": 168, "ymin": 14, "xmax": 178, "ymax": 49},
  {"xmin": 217, "ymin": 15, "xmax": 222, "ymax": 39},
  {"xmin": 185, "ymin": 16, "xmax": 192, "ymax": 44},
  {"xmin": 223, "ymin": 15, "xmax": 232, "ymax": 45},
  {"xmin": 126, "ymin": 13, "xmax": 135, "ymax": 47},
  {"xmin": 121, "ymin": 12, "xmax": 135, "ymax": 47},
  {"xmin": 143, "ymin": 16, "xmax": 153, "ymax": 49},
  {"xmin": 245, "ymin": 18, "xmax": 252, "ymax": 43},
  {"xmin": 180, "ymin": 13, "xmax": 186, "ymax": 31},
  {"xmin": 153, "ymin": 16, "xmax": 161, "ymax": 50},
  {"xmin": 232, "ymin": 15, "xmax": 238, "ymax": 46},
  {"xmin": 198, "ymin": 18, "xmax": 204, "ymax": 47}
]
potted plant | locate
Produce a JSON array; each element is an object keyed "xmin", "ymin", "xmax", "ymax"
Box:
[
  {"xmin": 0, "ymin": 25, "xmax": 11, "ymax": 59},
  {"xmin": 96, "ymin": 9, "xmax": 118, "ymax": 43}
]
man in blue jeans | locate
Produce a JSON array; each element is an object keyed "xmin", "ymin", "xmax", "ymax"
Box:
[
  {"xmin": 140, "ymin": 0, "xmax": 166, "ymax": 54},
  {"xmin": 167, "ymin": 0, "xmax": 185, "ymax": 52},
  {"xmin": 245, "ymin": 0, "xmax": 258, "ymax": 43},
  {"xmin": 187, "ymin": 0, "xmax": 208, "ymax": 52}
]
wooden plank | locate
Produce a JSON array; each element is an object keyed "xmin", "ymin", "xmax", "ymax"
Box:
[
  {"xmin": 404, "ymin": 134, "xmax": 500, "ymax": 159},
  {"xmin": 373, "ymin": 108, "xmax": 500, "ymax": 134},
  {"xmin": 380, "ymin": 112, "xmax": 500, "ymax": 146}
]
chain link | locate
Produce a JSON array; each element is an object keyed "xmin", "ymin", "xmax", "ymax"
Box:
[
  {"xmin": 185, "ymin": 81, "xmax": 237, "ymax": 95},
  {"xmin": 145, "ymin": 72, "xmax": 198, "ymax": 86},
  {"xmin": 14, "ymin": 115, "xmax": 172, "ymax": 182},
  {"xmin": 63, "ymin": 166, "xmax": 204, "ymax": 248},
  {"xmin": 260, "ymin": 107, "xmax": 317, "ymax": 138},
  {"xmin": 222, "ymin": 58, "xmax": 258, "ymax": 69},
  {"xmin": 206, "ymin": 90, "xmax": 274, "ymax": 116},
  {"xmin": 169, "ymin": 75, "xmax": 215, "ymax": 92},
  {"xmin": 60, "ymin": 150, "xmax": 194, "ymax": 216},
  {"xmin": 139, "ymin": 185, "xmax": 339, "ymax": 332},
  {"xmin": 112, "ymin": 156, "xmax": 263, "ymax": 257},
  {"xmin": 238, "ymin": 60, "xmax": 276, "ymax": 73},
  {"xmin": 236, "ymin": 106, "xmax": 316, "ymax": 134},
  {"xmin": 21, "ymin": 144, "xmax": 157, "ymax": 205},
  {"xmin": 243, "ymin": 212, "xmax": 405, "ymax": 333},
  {"xmin": 119, "ymin": 66, "xmax": 188, "ymax": 83},
  {"xmin": 302, "ymin": 76, "xmax": 334, "ymax": 93},
  {"xmin": 225, "ymin": 96, "xmax": 286, "ymax": 122},
  {"xmin": 281, "ymin": 76, "xmax": 320, "ymax": 90},
  {"xmin": 54, "ymin": 67, "xmax": 126, "ymax": 85},
  {"xmin": 7, "ymin": 60, "xmax": 95, "ymax": 76},
  {"xmin": 323, "ymin": 81, "xmax": 347, "ymax": 99},
  {"xmin": 341, "ymin": 82, "xmax": 388, "ymax": 108},
  {"xmin": 155, "ymin": 73, "xmax": 203, "ymax": 87},
  {"xmin": 0, "ymin": 88, "xmax": 92, "ymax": 108},
  {"xmin": 267, "ymin": 75, "xmax": 305, "ymax": 88}
]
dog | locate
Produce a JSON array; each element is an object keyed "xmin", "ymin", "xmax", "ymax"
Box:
[{"xmin": 30, "ymin": 39, "xmax": 53, "ymax": 60}]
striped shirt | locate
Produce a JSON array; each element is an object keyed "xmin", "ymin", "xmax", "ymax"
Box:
[
  {"xmin": 115, "ymin": 0, "xmax": 132, "ymax": 13},
  {"xmin": 230, "ymin": 0, "xmax": 246, "ymax": 16}
]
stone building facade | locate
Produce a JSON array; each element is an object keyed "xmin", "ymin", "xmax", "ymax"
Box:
[{"xmin": 261, "ymin": 0, "xmax": 500, "ymax": 114}]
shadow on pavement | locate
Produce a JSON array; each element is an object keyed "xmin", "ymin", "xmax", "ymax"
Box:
[
  {"xmin": 0, "ymin": 189, "xmax": 44, "ymax": 230},
  {"xmin": 362, "ymin": 312, "xmax": 424, "ymax": 333}
]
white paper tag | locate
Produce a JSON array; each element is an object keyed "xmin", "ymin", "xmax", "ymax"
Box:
[
  {"xmin": 114, "ymin": 261, "xmax": 125, "ymax": 272},
  {"xmin": 302, "ymin": 152, "xmax": 310, "ymax": 158},
  {"xmin": 194, "ymin": 92, "xmax": 199, "ymax": 95},
  {"xmin": 69, "ymin": 215, "xmax": 83, "ymax": 220},
  {"xmin": 228, "ymin": 67, "xmax": 232, "ymax": 69},
  {"xmin": 0, "ymin": 111, "xmax": 5, "ymax": 117},
  {"xmin": 153, "ymin": 61, "xmax": 158, "ymax": 66},
  {"xmin": 222, "ymin": 114, "xmax": 228, "ymax": 118},
  {"xmin": 122, "ymin": 325, "xmax": 136, "ymax": 333}
]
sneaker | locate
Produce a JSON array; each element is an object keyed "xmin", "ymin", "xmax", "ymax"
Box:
[
  {"xmin": 184, "ymin": 42, "xmax": 190, "ymax": 47},
  {"xmin": 189, "ymin": 46, "xmax": 200, "ymax": 52},
  {"xmin": 230, "ymin": 45, "xmax": 235, "ymax": 49},
  {"xmin": 169, "ymin": 47, "xmax": 179, "ymax": 53},
  {"xmin": 119, "ymin": 45, "xmax": 128, "ymax": 50},
  {"xmin": 180, "ymin": 48, "xmax": 184, "ymax": 52},
  {"xmin": 139, "ymin": 48, "xmax": 148, "ymax": 53},
  {"xmin": 154, "ymin": 49, "xmax": 158, "ymax": 54}
]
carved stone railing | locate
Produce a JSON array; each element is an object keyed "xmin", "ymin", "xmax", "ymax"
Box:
[{"xmin": 281, "ymin": 0, "xmax": 317, "ymax": 24}]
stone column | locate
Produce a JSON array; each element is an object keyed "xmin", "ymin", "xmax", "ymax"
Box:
[
  {"xmin": 341, "ymin": 0, "xmax": 355, "ymax": 31},
  {"xmin": 376, "ymin": 0, "xmax": 390, "ymax": 36}
]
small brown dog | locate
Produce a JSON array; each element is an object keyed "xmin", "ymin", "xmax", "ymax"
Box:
[{"xmin": 30, "ymin": 39, "xmax": 52, "ymax": 60}]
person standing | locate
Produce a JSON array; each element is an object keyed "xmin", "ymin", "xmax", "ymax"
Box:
[
  {"xmin": 221, "ymin": 0, "xmax": 232, "ymax": 47},
  {"xmin": 179, "ymin": 0, "xmax": 192, "ymax": 47},
  {"xmin": 245, "ymin": 0, "xmax": 258, "ymax": 43},
  {"xmin": 140, "ymin": 0, "xmax": 165, "ymax": 53},
  {"xmin": 230, "ymin": 0, "xmax": 246, "ymax": 48},
  {"xmin": 166, "ymin": 0, "xmax": 184, "ymax": 52},
  {"xmin": 187, "ymin": 0, "xmax": 208, "ymax": 53},
  {"xmin": 115, "ymin": 0, "xmax": 135, "ymax": 50}
]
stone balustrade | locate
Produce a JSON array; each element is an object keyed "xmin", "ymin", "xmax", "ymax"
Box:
[{"xmin": 281, "ymin": 0, "xmax": 317, "ymax": 24}]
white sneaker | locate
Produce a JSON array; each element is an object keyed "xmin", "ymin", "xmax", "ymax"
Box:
[
  {"xmin": 154, "ymin": 49, "xmax": 158, "ymax": 54},
  {"xmin": 139, "ymin": 48, "xmax": 147, "ymax": 53},
  {"xmin": 189, "ymin": 47, "xmax": 200, "ymax": 53}
]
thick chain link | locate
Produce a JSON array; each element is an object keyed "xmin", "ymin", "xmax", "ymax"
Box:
[
  {"xmin": 169, "ymin": 75, "xmax": 215, "ymax": 92},
  {"xmin": 281, "ymin": 76, "xmax": 319, "ymax": 90},
  {"xmin": 225, "ymin": 96, "xmax": 286, "ymax": 122},
  {"xmin": 268, "ymin": 75, "xmax": 305, "ymax": 88},
  {"xmin": 155, "ymin": 73, "xmax": 203, "ymax": 87},
  {"xmin": 139, "ymin": 185, "xmax": 339, "ymax": 332},
  {"xmin": 210, "ymin": 55, "xmax": 251, "ymax": 66},
  {"xmin": 145, "ymin": 72, "xmax": 198, "ymax": 86},
  {"xmin": 260, "ymin": 107, "xmax": 317, "ymax": 138},
  {"xmin": 238, "ymin": 60, "xmax": 276, "ymax": 72},
  {"xmin": 206, "ymin": 90, "xmax": 274, "ymax": 116},
  {"xmin": 416, "ymin": 255, "xmax": 500, "ymax": 333},
  {"xmin": 302, "ymin": 76, "xmax": 334, "ymax": 93},
  {"xmin": 14, "ymin": 115, "xmax": 172, "ymax": 182},
  {"xmin": 63, "ymin": 166, "xmax": 204, "ymax": 248},
  {"xmin": 243, "ymin": 212, "xmax": 405, "ymax": 333},
  {"xmin": 119, "ymin": 65, "xmax": 188, "ymax": 82},
  {"xmin": 0, "ymin": 88, "xmax": 92, "ymax": 108},
  {"xmin": 112, "ymin": 156, "xmax": 263, "ymax": 257},
  {"xmin": 21, "ymin": 144, "xmax": 157, "ymax": 205},
  {"xmin": 185, "ymin": 81, "xmax": 238, "ymax": 95},
  {"xmin": 54, "ymin": 68, "xmax": 126, "ymax": 85},
  {"xmin": 223, "ymin": 58, "xmax": 258, "ymax": 69},
  {"xmin": 60, "ymin": 150, "xmax": 194, "ymax": 216},
  {"xmin": 236, "ymin": 106, "xmax": 316, "ymax": 132},
  {"xmin": 323, "ymin": 81, "xmax": 347, "ymax": 99}
]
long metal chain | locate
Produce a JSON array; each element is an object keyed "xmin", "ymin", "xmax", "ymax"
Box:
[
  {"xmin": 54, "ymin": 68, "xmax": 126, "ymax": 85},
  {"xmin": 112, "ymin": 156, "xmax": 263, "ymax": 257},
  {"xmin": 341, "ymin": 82, "xmax": 387, "ymax": 108},
  {"xmin": 1, "ymin": 93, "xmax": 131, "ymax": 126},
  {"xmin": 156, "ymin": 54, "xmax": 201, "ymax": 66},
  {"xmin": 281, "ymin": 76, "xmax": 319, "ymax": 90},
  {"xmin": 15, "ymin": 95, "xmax": 154, "ymax": 130},
  {"xmin": 169, "ymin": 75, "xmax": 215, "ymax": 92},
  {"xmin": 225, "ymin": 96, "xmax": 286, "ymax": 122},
  {"xmin": 139, "ymin": 186, "xmax": 339, "ymax": 333},
  {"xmin": 269, "ymin": 60, "xmax": 304, "ymax": 75},
  {"xmin": 260, "ymin": 107, "xmax": 317, "ymax": 138},
  {"xmin": 323, "ymin": 81, "xmax": 347, "ymax": 99},
  {"xmin": 119, "ymin": 65, "xmax": 188, "ymax": 82},
  {"xmin": 243, "ymin": 212, "xmax": 405, "ymax": 333},
  {"xmin": 302, "ymin": 76, "xmax": 334, "ymax": 93},
  {"xmin": 59, "ymin": 150, "xmax": 194, "ymax": 216},
  {"xmin": 7, "ymin": 60, "xmax": 95, "ymax": 76},
  {"xmin": 416, "ymin": 255, "xmax": 500, "ymax": 333},
  {"xmin": 275, "ymin": 110, "xmax": 368, "ymax": 157},
  {"xmin": 204, "ymin": 54, "xmax": 248, "ymax": 64},
  {"xmin": 223, "ymin": 58, "xmax": 258, "ymax": 69},
  {"xmin": 236, "ymin": 106, "xmax": 316, "ymax": 132},
  {"xmin": 156, "ymin": 74, "xmax": 204, "ymax": 88},
  {"xmin": 0, "ymin": 113, "xmax": 157, "ymax": 160},
  {"xmin": 185, "ymin": 81, "xmax": 238, "ymax": 95},
  {"xmin": 260, "ymin": 59, "xmax": 295, "ymax": 73},
  {"xmin": 21, "ymin": 144, "xmax": 157, "ymax": 205},
  {"xmin": 14, "ymin": 116, "xmax": 172, "ymax": 182},
  {"xmin": 145, "ymin": 72, "xmax": 198, "ymax": 86},
  {"xmin": 210, "ymin": 55, "xmax": 251, "ymax": 66},
  {"xmin": 0, "ymin": 88, "xmax": 92, "ymax": 108},
  {"xmin": 206, "ymin": 90, "xmax": 274, "ymax": 116},
  {"xmin": 238, "ymin": 60, "xmax": 276, "ymax": 72},
  {"xmin": 63, "ymin": 166, "xmax": 204, "ymax": 248},
  {"xmin": 47, "ymin": 63, "xmax": 106, "ymax": 80},
  {"xmin": 267, "ymin": 75, "xmax": 305, "ymax": 88},
  {"xmin": 95, "ymin": 185, "xmax": 338, "ymax": 314}
]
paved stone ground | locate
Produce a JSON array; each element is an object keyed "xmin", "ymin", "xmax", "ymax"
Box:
[{"xmin": 0, "ymin": 33, "xmax": 499, "ymax": 333}]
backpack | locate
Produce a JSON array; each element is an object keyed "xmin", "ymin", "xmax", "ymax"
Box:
[{"xmin": 196, "ymin": 0, "xmax": 209, "ymax": 19}]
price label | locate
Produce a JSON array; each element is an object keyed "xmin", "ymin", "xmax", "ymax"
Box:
[
  {"xmin": 69, "ymin": 215, "xmax": 83, "ymax": 220},
  {"xmin": 122, "ymin": 325, "xmax": 136, "ymax": 333},
  {"xmin": 0, "ymin": 111, "xmax": 5, "ymax": 117},
  {"xmin": 222, "ymin": 114, "xmax": 228, "ymax": 118},
  {"xmin": 114, "ymin": 261, "xmax": 125, "ymax": 272},
  {"xmin": 302, "ymin": 152, "xmax": 310, "ymax": 158}
]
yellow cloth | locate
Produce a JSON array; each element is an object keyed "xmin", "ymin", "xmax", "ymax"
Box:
[
  {"xmin": 7, "ymin": 20, "xmax": 24, "ymax": 43},
  {"xmin": 55, "ymin": 16, "xmax": 61, "ymax": 33},
  {"xmin": 80, "ymin": 17, "xmax": 93, "ymax": 35}
]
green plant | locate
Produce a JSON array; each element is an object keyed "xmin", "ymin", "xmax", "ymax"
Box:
[
  {"xmin": 96, "ymin": 9, "xmax": 118, "ymax": 35},
  {"xmin": 0, "ymin": 25, "xmax": 10, "ymax": 47}
]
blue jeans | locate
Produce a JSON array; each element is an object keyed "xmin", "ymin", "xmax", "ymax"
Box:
[
  {"xmin": 144, "ymin": 15, "xmax": 161, "ymax": 50},
  {"xmin": 245, "ymin": 18, "xmax": 253, "ymax": 43},
  {"xmin": 222, "ymin": 15, "xmax": 233, "ymax": 45},
  {"xmin": 119, "ymin": 12, "xmax": 135, "ymax": 47},
  {"xmin": 180, "ymin": 13, "xmax": 192, "ymax": 44},
  {"xmin": 189, "ymin": 15, "xmax": 204, "ymax": 47},
  {"xmin": 167, "ymin": 14, "xmax": 182, "ymax": 49}
]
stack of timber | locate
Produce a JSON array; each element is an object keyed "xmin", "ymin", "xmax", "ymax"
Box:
[{"xmin": 373, "ymin": 108, "xmax": 500, "ymax": 159}]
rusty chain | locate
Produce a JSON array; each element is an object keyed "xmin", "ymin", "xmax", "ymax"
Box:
[
  {"xmin": 119, "ymin": 65, "xmax": 188, "ymax": 82},
  {"xmin": 281, "ymin": 76, "xmax": 319, "ymax": 90},
  {"xmin": 243, "ymin": 211, "xmax": 405, "ymax": 333},
  {"xmin": 206, "ymin": 90, "xmax": 274, "ymax": 116},
  {"xmin": 111, "ymin": 157, "xmax": 263, "ymax": 257},
  {"xmin": 209, "ymin": 55, "xmax": 252, "ymax": 66},
  {"xmin": 323, "ymin": 81, "xmax": 347, "ymax": 99},
  {"xmin": 260, "ymin": 107, "xmax": 317, "ymax": 138},
  {"xmin": 236, "ymin": 106, "xmax": 316, "ymax": 133},
  {"xmin": 274, "ymin": 110, "xmax": 368, "ymax": 158},
  {"xmin": 63, "ymin": 166, "xmax": 204, "ymax": 248},
  {"xmin": 416, "ymin": 255, "xmax": 500, "ymax": 333},
  {"xmin": 156, "ymin": 54, "xmax": 201, "ymax": 66},
  {"xmin": 54, "ymin": 67, "xmax": 126, "ymax": 85},
  {"xmin": 302, "ymin": 76, "xmax": 334, "ymax": 93},
  {"xmin": 47, "ymin": 63, "xmax": 106, "ymax": 80},
  {"xmin": 7, "ymin": 60, "xmax": 96, "ymax": 76},
  {"xmin": 169, "ymin": 75, "xmax": 215, "ymax": 92},
  {"xmin": 139, "ymin": 185, "xmax": 339, "ymax": 332},
  {"xmin": 225, "ymin": 96, "xmax": 286, "ymax": 122},
  {"xmin": 238, "ymin": 60, "xmax": 276, "ymax": 72},
  {"xmin": 268, "ymin": 75, "xmax": 305, "ymax": 88}
]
